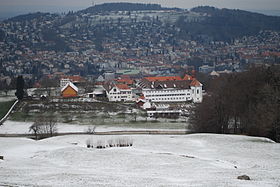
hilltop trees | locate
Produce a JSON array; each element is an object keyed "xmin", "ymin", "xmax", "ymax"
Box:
[
  {"xmin": 189, "ymin": 66, "xmax": 280, "ymax": 142},
  {"xmin": 176, "ymin": 6, "xmax": 280, "ymax": 42}
]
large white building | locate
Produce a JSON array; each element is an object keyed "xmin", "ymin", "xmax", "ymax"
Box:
[
  {"xmin": 103, "ymin": 83, "xmax": 133, "ymax": 102},
  {"xmin": 138, "ymin": 75, "xmax": 203, "ymax": 103}
]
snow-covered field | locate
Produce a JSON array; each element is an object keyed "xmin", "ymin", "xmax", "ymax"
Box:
[
  {"xmin": 0, "ymin": 96, "xmax": 16, "ymax": 102},
  {"xmin": 0, "ymin": 133, "xmax": 280, "ymax": 186},
  {"xmin": 0, "ymin": 120, "xmax": 186, "ymax": 134}
]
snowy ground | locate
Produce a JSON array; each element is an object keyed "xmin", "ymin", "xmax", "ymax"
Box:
[
  {"xmin": 0, "ymin": 120, "xmax": 187, "ymax": 134},
  {"xmin": 0, "ymin": 90, "xmax": 16, "ymax": 102},
  {"xmin": 0, "ymin": 133, "xmax": 280, "ymax": 186},
  {"xmin": 0, "ymin": 95, "xmax": 16, "ymax": 102}
]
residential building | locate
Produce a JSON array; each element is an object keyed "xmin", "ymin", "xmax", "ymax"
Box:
[
  {"xmin": 61, "ymin": 82, "xmax": 78, "ymax": 98},
  {"xmin": 103, "ymin": 83, "xmax": 133, "ymax": 102},
  {"xmin": 138, "ymin": 75, "xmax": 203, "ymax": 103}
]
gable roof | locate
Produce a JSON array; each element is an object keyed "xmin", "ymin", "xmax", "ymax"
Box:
[
  {"xmin": 103, "ymin": 82, "xmax": 131, "ymax": 92},
  {"xmin": 139, "ymin": 74, "xmax": 201, "ymax": 89},
  {"xmin": 117, "ymin": 78, "xmax": 134, "ymax": 85},
  {"xmin": 139, "ymin": 79, "xmax": 193, "ymax": 89},
  {"xmin": 115, "ymin": 84, "xmax": 131, "ymax": 90},
  {"xmin": 190, "ymin": 79, "xmax": 202, "ymax": 87},
  {"xmin": 144, "ymin": 76, "xmax": 183, "ymax": 82},
  {"xmin": 144, "ymin": 74, "xmax": 194, "ymax": 82},
  {"xmin": 61, "ymin": 82, "xmax": 78, "ymax": 92},
  {"xmin": 183, "ymin": 74, "xmax": 193, "ymax": 80}
]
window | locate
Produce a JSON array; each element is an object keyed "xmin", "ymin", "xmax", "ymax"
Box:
[{"xmin": 197, "ymin": 89, "xmax": 199, "ymax": 94}]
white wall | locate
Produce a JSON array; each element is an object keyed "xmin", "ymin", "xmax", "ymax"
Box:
[
  {"xmin": 143, "ymin": 87, "xmax": 203, "ymax": 103},
  {"xmin": 142, "ymin": 89, "xmax": 192, "ymax": 102},
  {"xmin": 191, "ymin": 86, "xmax": 203, "ymax": 103},
  {"xmin": 107, "ymin": 87, "xmax": 133, "ymax": 102}
]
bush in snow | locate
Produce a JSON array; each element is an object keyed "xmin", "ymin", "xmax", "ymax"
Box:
[
  {"xmin": 107, "ymin": 139, "xmax": 114, "ymax": 147},
  {"xmin": 96, "ymin": 140, "xmax": 106, "ymax": 149},
  {"xmin": 92, "ymin": 137, "xmax": 133, "ymax": 149},
  {"xmin": 86, "ymin": 138, "xmax": 93, "ymax": 148}
]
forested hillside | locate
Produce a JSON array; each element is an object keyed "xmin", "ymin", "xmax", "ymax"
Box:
[
  {"xmin": 176, "ymin": 6, "xmax": 280, "ymax": 42},
  {"xmin": 190, "ymin": 66, "xmax": 280, "ymax": 142}
]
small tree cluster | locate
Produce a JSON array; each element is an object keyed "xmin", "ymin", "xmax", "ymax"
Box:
[
  {"xmin": 29, "ymin": 115, "xmax": 57, "ymax": 140},
  {"xmin": 86, "ymin": 137, "xmax": 133, "ymax": 149}
]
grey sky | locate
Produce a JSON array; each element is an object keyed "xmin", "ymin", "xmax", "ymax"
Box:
[{"xmin": 1, "ymin": 0, "xmax": 280, "ymax": 18}]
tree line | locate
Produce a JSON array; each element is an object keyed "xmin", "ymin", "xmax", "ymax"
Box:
[{"xmin": 189, "ymin": 66, "xmax": 280, "ymax": 142}]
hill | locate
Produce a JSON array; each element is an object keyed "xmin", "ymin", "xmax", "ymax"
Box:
[
  {"xmin": 7, "ymin": 12, "xmax": 54, "ymax": 22},
  {"xmin": 176, "ymin": 6, "xmax": 280, "ymax": 42}
]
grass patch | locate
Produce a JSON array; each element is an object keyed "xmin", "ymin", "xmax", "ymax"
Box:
[
  {"xmin": 9, "ymin": 111, "xmax": 32, "ymax": 121},
  {"xmin": 0, "ymin": 100, "xmax": 16, "ymax": 119},
  {"xmin": 248, "ymin": 138, "xmax": 275, "ymax": 143}
]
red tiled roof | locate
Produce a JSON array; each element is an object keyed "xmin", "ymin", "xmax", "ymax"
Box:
[
  {"xmin": 116, "ymin": 84, "xmax": 130, "ymax": 90},
  {"xmin": 144, "ymin": 76, "xmax": 183, "ymax": 82},
  {"xmin": 117, "ymin": 79, "xmax": 134, "ymax": 85},
  {"xmin": 145, "ymin": 74, "xmax": 194, "ymax": 82},
  {"xmin": 139, "ymin": 95, "xmax": 145, "ymax": 99},
  {"xmin": 183, "ymin": 74, "xmax": 193, "ymax": 80},
  {"xmin": 190, "ymin": 79, "xmax": 202, "ymax": 87}
]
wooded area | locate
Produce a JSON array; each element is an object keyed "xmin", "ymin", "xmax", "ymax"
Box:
[
  {"xmin": 176, "ymin": 6, "xmax": 280, "ymax": 42},
  {"xmin": 190, "ymin": 66, "xmax": 280, "ymax": 142}
]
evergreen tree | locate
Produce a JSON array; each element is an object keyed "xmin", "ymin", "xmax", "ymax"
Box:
[{"xmin": 15, "ymin": 75, "xmax": 25, "ymax": 100}]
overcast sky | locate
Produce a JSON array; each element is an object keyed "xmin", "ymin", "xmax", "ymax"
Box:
[{"xmin": 1, "ymin": 0, "xmax": 280, "ymax": 18}]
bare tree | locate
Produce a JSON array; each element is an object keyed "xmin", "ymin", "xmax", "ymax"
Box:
[
  {"xmin": 29, "ymin": 118, "xmax": 42, "ymax": 140},
  {"xmin": 86, "ymin": 125, "xmax": 96, "ymax": 134},
  {"xmin": 29, "ymin": 115, "xmax": 57, "ymax": 139}
]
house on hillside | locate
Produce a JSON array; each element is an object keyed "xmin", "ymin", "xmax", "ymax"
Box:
[
  {"xmin": 138, "ymin": 74, "xmax": 203, "ymax": 103},
  {"xmin": 61, "ymin": 82, "xmax": 78, "ymax": 98},
  {"xmin": 103, "ymin": 82, "xmax": 133, "ymax": 102}
]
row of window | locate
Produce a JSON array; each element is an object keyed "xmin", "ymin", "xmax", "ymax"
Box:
[
  {"xmin": 145, "ymin": 89, "xmax": 188, "ymax": 94},
  {"xmin": 111, "ymin": 96, "xmax": 130, "ymax": 99},
  {"xmin": 145, "ymin": 93, "xmax": 189, "ymax": 97},
  {"xmin": 151, "ymin": 97, "xmax": 186, "ymax": 101},
  {"xmin": 110, "ymin": 92, "xmax": 132, "ymax": 95}
]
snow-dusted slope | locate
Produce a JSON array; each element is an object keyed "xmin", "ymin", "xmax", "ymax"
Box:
[{"xmin": 0, "ymin": 134, "xmax": 279, "ymax": 186}]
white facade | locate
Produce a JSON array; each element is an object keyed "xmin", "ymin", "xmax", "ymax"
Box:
[
  {"xmin": 106, "ymin": 86, "xmax": 133, "ymax": 102},
  {"xmin": 191, "ymin": 85, "xmax": 203, "ymax": 103},
  {"xmin": 142, "ymin": 86, "xmax": 202, "ymax": 103},
  {"xmin": 142, "ymin": 89, "xmax": 192, "ymax": 103}
]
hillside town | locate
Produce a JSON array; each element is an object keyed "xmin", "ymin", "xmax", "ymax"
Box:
[
  {"xmin": 0, "ymin": 9, "xmax": 280, "ymax": 87},
  {"xmin": 28, "ymin": 72, "xmax": 201, "ymax": 118}
]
